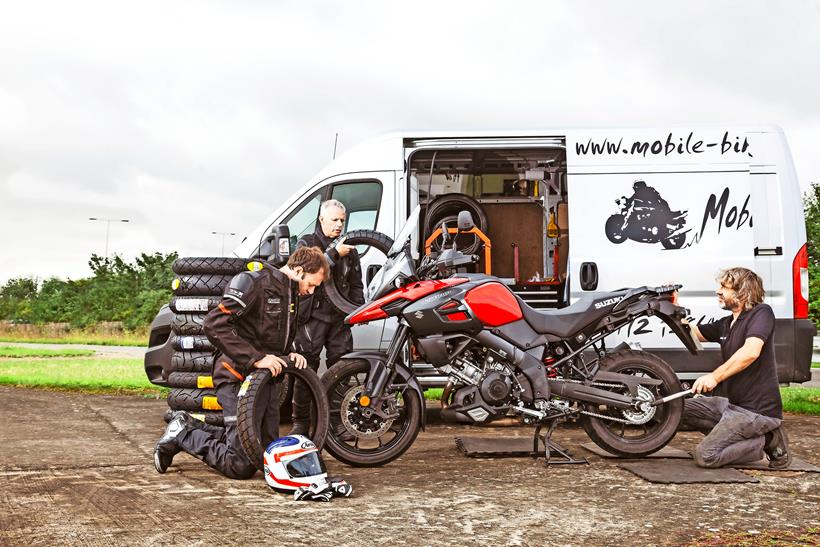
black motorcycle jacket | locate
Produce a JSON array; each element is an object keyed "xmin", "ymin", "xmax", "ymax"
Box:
[
  {"xmin": 297, "ymin": 227, "xmax": 364, "ymax": 322},
  {"xmin": 203, "ymin": 261, "xmax": 298, "ymax": 387}
]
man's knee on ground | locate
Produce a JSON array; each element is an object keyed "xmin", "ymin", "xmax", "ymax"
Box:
[
  {"xmin": 223, "ymin": 461, "xmax": 257, "ymax": 480},
  {"xmin": 694, "ymin": 442, "xmax": 723, "ymax": 468}
]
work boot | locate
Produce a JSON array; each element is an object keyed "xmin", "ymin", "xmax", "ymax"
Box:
[
  {"xmin": 153, "ymin": 414, "xmax": 187, "ymax": 473},
  {"xmin": 764, "ymin": 425, "xmax": 792, "ymax": 469},
  {"xmin": 289, "ymin": 421, "xmax": 309, "ymax": 437}
]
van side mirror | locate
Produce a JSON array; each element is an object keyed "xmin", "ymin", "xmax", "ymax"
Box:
[
  {"xmin": 260, "ymin": 224, "xmax": 291, "ymax": 266},
  {"xmin": 457, "ymin": 210, "xmax": 475, "ymax": 231}
]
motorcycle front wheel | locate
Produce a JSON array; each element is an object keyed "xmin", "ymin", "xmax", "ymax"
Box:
[
  {"xmin": 581, "ymin": 349, "xmax": 683, "ymax": 458},
  {"xmin": 604, "ymin": 214, "xmax": 627, "ymax": 244},
  {"xmin": 322, "ymin": 358, "xmax": 423, "ymax": 467}
]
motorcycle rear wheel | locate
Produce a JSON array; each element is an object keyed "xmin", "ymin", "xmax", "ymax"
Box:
[
  {"xmin": 581, "ymin": 349, "xmax": 683, "ymax": 458},
  {"xmin": 322, "ymin": 358, "xmax": 422, "ymax": 467}
]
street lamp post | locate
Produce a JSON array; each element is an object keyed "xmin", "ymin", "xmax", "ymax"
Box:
[
  {"xmin": 212, "ymin": 231, "xmax": 236, "ymax": 255},
  {"xmin": 89, "ymin": 217, "xmax": 130, "ymax": 257}
]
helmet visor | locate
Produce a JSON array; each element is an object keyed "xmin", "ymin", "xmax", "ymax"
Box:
[{"xmin": 286, "ymin": 451, "xmax": 327, "ymax": 478}]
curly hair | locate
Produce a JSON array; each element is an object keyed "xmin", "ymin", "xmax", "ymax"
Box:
[
  {"xmin": 717, "ymin": 267, "xmax": 765, "ymax": 310},
  {"xmin": 287, "ymin": 246, "xmax": 329, "ymax": 277}
]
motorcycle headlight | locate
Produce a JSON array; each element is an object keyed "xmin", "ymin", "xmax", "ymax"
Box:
[{"xmin": 394, "ymin": 276, "xmax": 405, "ymax": 289}]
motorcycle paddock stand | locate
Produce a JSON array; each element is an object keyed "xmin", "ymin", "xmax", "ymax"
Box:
[{"xmin": 533, "ymin": 419, "xmax": 588, "ymax": 467}]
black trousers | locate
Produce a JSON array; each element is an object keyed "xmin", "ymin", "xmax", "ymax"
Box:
[
  {"xmin": 292, "ymin": 316, "xmax": 354, "ymax": 422},
  {"xmin": 177, "ymin": 380, "xmax": 280, "ymax": 479}
]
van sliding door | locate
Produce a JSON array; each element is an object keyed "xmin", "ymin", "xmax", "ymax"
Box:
[{"xmin": 566, "ymin": 128, "xmax": 758, "ymax": 375}]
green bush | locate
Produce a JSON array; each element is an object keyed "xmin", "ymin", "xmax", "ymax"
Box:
[{"xmin": 0, "ymin": 252, "xmax": 177, "ymax": 328}]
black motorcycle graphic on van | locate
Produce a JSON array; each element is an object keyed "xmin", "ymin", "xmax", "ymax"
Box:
[{"xmin": 605, "ymin": 181, "xmax": 689, "ymax": 250}]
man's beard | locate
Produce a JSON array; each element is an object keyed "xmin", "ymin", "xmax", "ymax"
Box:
[{"xmin": 719, "ymin": 296, "xmax": 740, "ymax": 311}]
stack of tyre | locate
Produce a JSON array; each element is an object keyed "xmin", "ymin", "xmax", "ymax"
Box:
[{"xmin": 164, "ymin": 257, "xmax": 250, "ymax": 427}]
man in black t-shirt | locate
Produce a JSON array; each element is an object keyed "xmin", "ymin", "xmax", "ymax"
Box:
[{"xmin": 681, "ymin": 267, "xmax": 791, "ymax": 469}]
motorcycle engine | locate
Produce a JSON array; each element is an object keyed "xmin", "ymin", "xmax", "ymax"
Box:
[
  {"xmin": 442, "ymin": 349, "xmax": 518, "ymax": 423},
  {"xmin": 479, "ymin": 371, "xmax": 512, "ymax": 405}
]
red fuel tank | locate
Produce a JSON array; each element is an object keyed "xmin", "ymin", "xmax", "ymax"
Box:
[{"xmin": 464, "ymin": 282, "xmax": 523, "ymax": 327}]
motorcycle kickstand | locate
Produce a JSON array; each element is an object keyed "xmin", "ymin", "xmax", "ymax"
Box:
[{"xmin": 533, "ymin": 420, "xmax": 588, "ymax": 467}]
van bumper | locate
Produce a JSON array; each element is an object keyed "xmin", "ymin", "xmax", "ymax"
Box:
[{"xmin": 653, "ymin": 318, "xmax": 816, "ymax": 384}]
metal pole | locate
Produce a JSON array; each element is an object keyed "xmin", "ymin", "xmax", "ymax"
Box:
[
  {"xmin": 212, "ymin": 231, "xmax": 236, "ymax": 255},
  {"xmin": 89, "ymin": 217, "xmax": 130, "ymax": 257},
  {"xmin": 333, "ymin": 132, "xmax": 339, "ymax": 160}
]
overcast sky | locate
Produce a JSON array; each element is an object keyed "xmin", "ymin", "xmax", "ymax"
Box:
[{"xmin": 1, "ymin": 0, "xmax": 818, "ymax": 285}]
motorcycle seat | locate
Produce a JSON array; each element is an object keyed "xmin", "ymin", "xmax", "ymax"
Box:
[{"xmin": 515, "ymin": 290, "xmax": 631, "ymax": 338}]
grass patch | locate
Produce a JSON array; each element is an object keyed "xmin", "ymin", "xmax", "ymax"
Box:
[
  {"xmin": 812, "ymin": 362, "xmax": 820, "ymax": 368},
  {"xmin": 780, "ymin": 386, "xmax": 820, "ymax": 415},
  {"xmin": 424, "ymin": 388, "xmax": 443, "ymax": 401},
  {"xmin": 0, "ymin": 357, "xmax": 166, "ymax": 397},
  {"xmin": 0, "ymin": 346, "xmax": 96, "ymax": 358},
  {"xmin": 0, "ymin": 335, "xmax": 146, "ymax": 347}
]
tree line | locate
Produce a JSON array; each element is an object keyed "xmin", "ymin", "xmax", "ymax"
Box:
[{"xmin": 0, "ymin": 252, "xmax": 177, "ymax": 330}]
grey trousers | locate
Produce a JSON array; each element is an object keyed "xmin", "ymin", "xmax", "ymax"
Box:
[
  {"xmin": 682, "ymin": 396, "xmax": 781, "ymax": 468},
  {"xmin": 178, "ymin": 381, "xmax": 280, "ymax": 479}
]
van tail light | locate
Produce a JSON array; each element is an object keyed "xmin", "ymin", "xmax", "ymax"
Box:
[{"xmin": 792, "ymin": 243, "xmax": 809, "ymax": 319}]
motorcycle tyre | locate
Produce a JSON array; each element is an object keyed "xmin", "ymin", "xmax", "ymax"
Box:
[
  {"xmin": 604, "ymin": 214, "xmax": 627, "ymax": 244},
  {"xmin": 237, "ymin": 367, "xmax": 329, "ymax": 471},
  {"xmin": 424, "ymin": 194, "xmax": 488, "ymax": 255},
  {"xmin": 581, "ymin": 349, "xmax": 683, "ymax": 458},
  {"xmin": 323, "ymin": 230, "xmax": 394, "ymax": 316},
  {"xmin": 322, "ymin": 358, "xmax": 422, "ymax": 467},
  {"xmin": 173, "ymin": 256, "xmax": 248, "ymax": 276}
]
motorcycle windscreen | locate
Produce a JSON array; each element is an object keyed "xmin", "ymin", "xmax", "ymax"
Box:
[{"xmin": 567, "ymin": 168, "xmax": 754, "ymax": 350}]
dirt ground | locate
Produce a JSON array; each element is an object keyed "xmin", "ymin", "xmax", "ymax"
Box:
[{"xmin": 0, "ymin": 387, "xmax": 817, "ymax": 546}]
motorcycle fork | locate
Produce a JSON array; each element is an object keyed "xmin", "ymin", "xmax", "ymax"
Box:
[{"xmin": 363, "ymin": 322, "xmax": 410, "ymax": 402}]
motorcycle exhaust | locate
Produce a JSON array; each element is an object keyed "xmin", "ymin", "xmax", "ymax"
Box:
[{"xmin": 548, "ymin": 380, "xmax": 634, "ymax": 409}]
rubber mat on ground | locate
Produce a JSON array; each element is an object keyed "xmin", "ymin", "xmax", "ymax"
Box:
[
  {"xmin": 729, "ymin": 457, "xmax": 819, "ymax": 472},
  {"xmin": 618, "ymin": 459, "xmax": 759, "ymax": 484},
  {"xmin": 455, "ymin": 436, "xmax": 542, "ymax": 457},
  {"xmin": 580, "ymin": 442, "xmax": 691, "ymax": 459}
]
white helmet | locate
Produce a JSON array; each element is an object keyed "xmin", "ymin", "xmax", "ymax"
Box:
[{"xmin": 264, "ymin": 435, "xmax": 327, "ymax": 493}]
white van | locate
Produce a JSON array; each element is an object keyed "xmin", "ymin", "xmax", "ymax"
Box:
[{"xmin": 231, "ymin": 126, "xmax": 813, "ymax": 387}]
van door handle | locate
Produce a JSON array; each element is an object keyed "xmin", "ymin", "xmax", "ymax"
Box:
[
  {"xmin": 366, "ymin": 265, "xmax": 381, "ymax": 285},
  {"xmin": 580, "ymin": 262, "xmax": 598, "ymax": 291}
]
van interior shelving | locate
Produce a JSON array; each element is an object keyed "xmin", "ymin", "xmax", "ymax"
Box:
[{"xmin": 409, "ymin": 147, "xmax": 569, "ymax": 309}]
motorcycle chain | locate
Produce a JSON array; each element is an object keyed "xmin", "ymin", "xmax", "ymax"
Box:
[
  {"xmin": 580, "ymin": 409, "xmax": 632, "ymax": 424},
  {"xmin": 550, "ymin": 378, "xmax": 644, "ymax": 424}
]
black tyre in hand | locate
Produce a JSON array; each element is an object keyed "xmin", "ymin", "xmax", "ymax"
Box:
[
  {"xmin": 581, "ymin": 349, "xmax": 683, "ymax": 458},
  {"xmin": 236, "ymin": 367, "xmax": 329, "ymax": 471},
  {"xmin": 323, "ymin": 229, "xmax": 394, "ymax": 315}
]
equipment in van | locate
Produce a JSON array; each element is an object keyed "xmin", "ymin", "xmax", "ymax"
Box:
[{"xmin": 320, "ymin": 206, "xmax": 696, "ymax": 467}]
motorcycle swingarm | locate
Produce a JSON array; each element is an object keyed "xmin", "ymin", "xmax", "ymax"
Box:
[
  {"xmin": 593, "ymin": 370, "xmax": 662, "ymax": 397},
  {"xmin": 344, "ymin": 349, "xmax": 426, "ymax": 431}
]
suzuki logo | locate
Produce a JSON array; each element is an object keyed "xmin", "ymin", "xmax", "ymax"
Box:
[{"xmin": 414, "ymin": 310, "xmax": 424, "ymax": 319}]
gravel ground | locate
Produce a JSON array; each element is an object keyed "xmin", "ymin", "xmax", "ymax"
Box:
[{"xmin": 0, "ymin": 386, "xmax": 817, "ymax": 546}]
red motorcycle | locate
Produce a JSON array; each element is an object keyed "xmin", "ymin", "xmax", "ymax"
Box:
[{"xmin": 322, "ymin": 207, "xmax": 698, "ymax": 466}]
